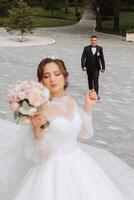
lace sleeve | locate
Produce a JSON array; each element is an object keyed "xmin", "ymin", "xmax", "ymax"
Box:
[
  {"xmin": 24, "ymin": 127, "xmax": 51, "ymax": 164},
  {"xmin": 78, "ymin": 108, "xmax": 94, "ymax": 139},
  {"xmin": 72, "ymin": 99, "xmax": 94, "ymax": 139},
  {"xmin": 24, "ymin": 101, "xmax": 54, "ymax": 164}
]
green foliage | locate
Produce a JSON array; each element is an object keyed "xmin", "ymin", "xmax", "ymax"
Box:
[
  {"xmin": 121, "ymin": 0, "xmax": 134, "ymax": 6},
  {"xmin": 41, "ymin": 0, "xmax": 51, "ymax": 9},
  {"xmin": 0, "ymin": 0, "xmax": 15, "ymax": 16},
  {"xmin": 0, "ymin": 4, "xmax": 85, "ymax": 28},
  {"xmin": 4, "ymin": 0, "xmax": 34, "ymax": 40},
  {"xmin": 100, "ymin": 0, "xmax": 114, "ymax": 18},
  {"xmin": 126, "ymin": 29, "xmax": 134, "ymax": 33},
  {"xmin": 101, "ymin": 11, "xmax": 134, "ymax": 35},
  {"xmin": 92, "ymin": 0, "xmax": 114, "ymax": 18},
  {"xmin": 41, "ymin": 0, "xmax": 63, "ymax": 10}
]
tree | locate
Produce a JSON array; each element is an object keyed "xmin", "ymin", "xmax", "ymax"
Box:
[
  {"xmin": 74, "ymin": 0, "xmax": 81, "ymax": 21},
  {"xmin": 113, "ymin": 0, "xmax": 120, "ymax": 31},
  {"xmin": 0, "ymin": 0, "xmax": 15, "ymax": 16},
  {"xmin": 95, "ymin": 0, "xmax": 102, "ymax": 30},
  {"xmin": 93, "ymin": 0, "xmax": 121, "ymax": 32},
  {"xmin": 4, "ymin": 0, "xmax": 34, "ymax": 41},
  {"xmin": 41, "ymin": 0, "xmax": 63, "ymax": 17},
  {"xmin": 99, "ymin": 0, "xmax": 114, "ymax": 19},
  {"xmin": 64, "ymin": 0, "xmax": 69, "ymax": 13}
]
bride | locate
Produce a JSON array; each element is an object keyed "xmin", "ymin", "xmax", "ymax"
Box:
[{"xmin": 0, "ymin": 57, "xmax": 133, "ymax": 200}]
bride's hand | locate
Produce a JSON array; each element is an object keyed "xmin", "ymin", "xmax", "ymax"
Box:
[
  {"xmin": 84, "ymin": 90, "xmax": 98, "ymax": 114},
  {"xmin": 31, "ymin": 112, "xmax": 48, "ymax": 139},
  {"xmin": 86, "ymin": 89, "xmax": 98, "ymax": 106}
]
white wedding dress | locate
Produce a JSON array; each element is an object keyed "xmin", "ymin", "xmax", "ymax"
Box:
[{"xmin": 0, "ymin": 96, "xmax": 134, "ymax": 200}]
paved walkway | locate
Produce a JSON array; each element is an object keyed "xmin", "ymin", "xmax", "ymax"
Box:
[
  {"xmin": 0, "ymin": 36, "xmax": 55, "ymax": 47},
  {"xmin": 0, "ymin": 3, "xmax": 134, "ymax": 168}
]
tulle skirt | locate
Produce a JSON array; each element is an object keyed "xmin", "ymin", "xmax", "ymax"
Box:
[
  {"xmin": 0, "ymin": 119, "xmax": 134, "ymax": 200},
  {"xmin": 11, "ymin": 147, "xmax": 125, "ymax": 200}
]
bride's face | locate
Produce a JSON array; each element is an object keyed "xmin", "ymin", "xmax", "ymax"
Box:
[{"xmin": 42, "ymin": 62, "xmax": 65, "ymax": 96}]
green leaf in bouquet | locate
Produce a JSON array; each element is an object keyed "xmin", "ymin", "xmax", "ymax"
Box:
[
  {"xmin": 22, "ymin": 100, "xmax": 31, "ymax": 111},
  {"xmin": 14, "ymin": 111, "xmax": 19, "ymax": 120},
  {"xmin": 14, "ymin": 111, "xmax": 21, "ymax": 124}
]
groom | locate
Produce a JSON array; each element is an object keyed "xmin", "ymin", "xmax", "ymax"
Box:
[{"xmin": 81, "ymin": 35, "xmax": 105, "ymax": 100}]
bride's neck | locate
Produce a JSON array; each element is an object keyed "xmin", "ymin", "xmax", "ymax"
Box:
[{"xmin": 51, "ymin": 91, "xmax": 65, "ymax": 99}]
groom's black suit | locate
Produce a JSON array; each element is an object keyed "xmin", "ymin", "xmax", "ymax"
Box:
[{"xmin": 81, "ymin": 45, "xmax": 105, "ymax": 95}]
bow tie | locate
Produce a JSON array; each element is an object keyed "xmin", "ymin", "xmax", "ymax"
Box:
[{"xmin": 91, "ymin": 46, "xmax": 96, "ymax": 48}]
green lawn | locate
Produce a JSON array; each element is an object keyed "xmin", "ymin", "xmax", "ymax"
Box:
[
  {"xmin": 0, "ymin": 5, "xmax": 85, "ymax": 27},
  {"xmin": 33, "ymin": 16, "xmax": 75, "ymax": 27},
  {"xmin": 0, "ymin": 17, "xmax": 6, "ymax": 27},
  {"xmin": 101, "ymin": 11, "xmax": 134, "ymax": 35}
]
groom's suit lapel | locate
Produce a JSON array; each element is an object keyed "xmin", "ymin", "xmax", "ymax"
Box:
[
  {"xmin": 88, "ymin": 45, "xmax": 93, "ymax": 55},
  {"xmin": 96, "ymin": 46, "xmax": 99, "ymax": 54}
]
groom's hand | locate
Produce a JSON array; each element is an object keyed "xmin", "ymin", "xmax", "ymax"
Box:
[
  {"xmin": 82, "ymin": 66, "xmax": 87, "ymax": 71},
  {"xmin": 101, "ymin": 69, "xmax": 105, "ymax": 73}
]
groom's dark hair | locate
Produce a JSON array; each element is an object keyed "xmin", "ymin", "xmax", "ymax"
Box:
[{"xmin": 91, "ymin": 35, "xmax": 97, "ymax": 39}]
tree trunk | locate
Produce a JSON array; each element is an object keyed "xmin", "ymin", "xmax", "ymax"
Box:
[
  {"xmin": 74, "ymin": 0, "xmax": 80, "ymax": 21},
  {"xmin": 113, "ymin": 0, "xmax": 120, "ymax": 31},
  {"xmin": 96, "ymin": 0, "xmax": 102, "ymax": 31},
  {"xmin": 64, "ymin": 0, "xmax": 69, "ymax": 13},
  {"xmin": 20, "ymin": 30, "xmax": 24, "ymax": 42}
]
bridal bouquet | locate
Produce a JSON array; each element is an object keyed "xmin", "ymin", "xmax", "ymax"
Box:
[{"xmin": 8, "ymin": 80, "xmax": 49, "ymax": 124}]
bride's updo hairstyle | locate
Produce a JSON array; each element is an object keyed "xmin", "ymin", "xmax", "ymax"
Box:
[{"xmin": 37, "ymin": 57, "xmax": 69, "ymax": 89}]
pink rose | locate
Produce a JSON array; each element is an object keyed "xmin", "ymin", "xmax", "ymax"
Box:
[
  {"xmin": 8, "ymin": 94, "xmax": 18, "ymax": 103},
  {"xmin": 18, "ymin": 92, "xmax": 26, "ymax": 100},
  {"xmin": 28, "ymin": 93, "xmax": 42, "ymax": 107}
]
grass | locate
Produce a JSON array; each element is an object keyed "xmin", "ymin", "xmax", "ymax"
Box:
[
  {"xmin": 0, "ymin": 17, "xmax": 6, "ymax": 27},
  {"xmin": 32, "ymin": 16, "xmax": 75, "ymax": 27},
  {"xmin": 100, "ymin": 11, "xmax": 134, "ymax": 35},
  {"xmin": 0, "ymin": 5, "xmax": 85, "ymax": 28}
]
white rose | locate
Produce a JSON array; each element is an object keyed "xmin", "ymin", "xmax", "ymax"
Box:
[{"xmin": 97, "ymin": 52, "xmax": 100, "ymax": 56}]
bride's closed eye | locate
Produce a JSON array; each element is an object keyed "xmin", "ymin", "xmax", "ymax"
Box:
[
  {"xmin": 44, "ymin": 72, "xmax": 61, "ymax": 79},
  {"xmin": 44, "ymin": 75, "xmax": 50, "ymax": 79},
  {"xmin": 54, "ymin": 72, "xmax": 61, "ymax": 76}
]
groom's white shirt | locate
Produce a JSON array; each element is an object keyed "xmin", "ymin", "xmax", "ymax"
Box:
[{"xmin": 91, "ymin": 47, "xmax": 96, "ymax": 55}]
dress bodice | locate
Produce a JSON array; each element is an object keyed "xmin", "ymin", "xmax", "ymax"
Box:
[
  {"xmin": 49, "ymin": 112, "xmax": 82, "ymax": 140},
  {"xmin": 42, "ymin": 96, "xmax": 82, "ymax": 155},
  {"xmin": 24, "ymin": 95, "xmax": 94, "ymax": 162}
]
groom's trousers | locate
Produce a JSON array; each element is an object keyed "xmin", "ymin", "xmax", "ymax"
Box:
[{"xmin": 87, "ymin": 69, "xmax": 100, "ymax": 95}]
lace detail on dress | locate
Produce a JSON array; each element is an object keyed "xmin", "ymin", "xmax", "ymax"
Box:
[
  {"xmin": 78, "ymin": 109, "xmax": 94, "ymax": 139},
  {"xmin": 42, "ymin": 96, "xmax": 76, "ymax": 119},
  {"xmin": 23, "ymin": 96, "xmax": 94, "ymax": 163},
  {"xmin": 34, "ymin": 131, "xmax": 52, "ymax": 160},
  {"xmin": 24, "ymin": 127, "xmax": 52, "ymax": 163}
]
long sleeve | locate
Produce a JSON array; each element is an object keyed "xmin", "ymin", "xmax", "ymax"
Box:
[
  {"xmin": 81, "ymin": 47, "xmax": 87, "ymax": 68},
  {"xmin": 100, "ymin": 47, "xmax": 105, "ymax": 69},
  {"xmin": 78, "ymin": 108, "xmax": 94, "ymax": 139},
  {"xmin": 24, "ymin": 127, "xmax": 51, "ymax": 164},
  {"xmin": 71, "ymin": 100, "xmax": 94, "ymax": 140}
]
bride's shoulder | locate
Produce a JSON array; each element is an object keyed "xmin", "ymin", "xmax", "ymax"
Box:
[
  {"xmin": 66, "ymin": 96, "xmax": 78, "ymax": 107},
  {"xmin": 39, "ymin": 100, "xmax": 51, "ymax": 113}
]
